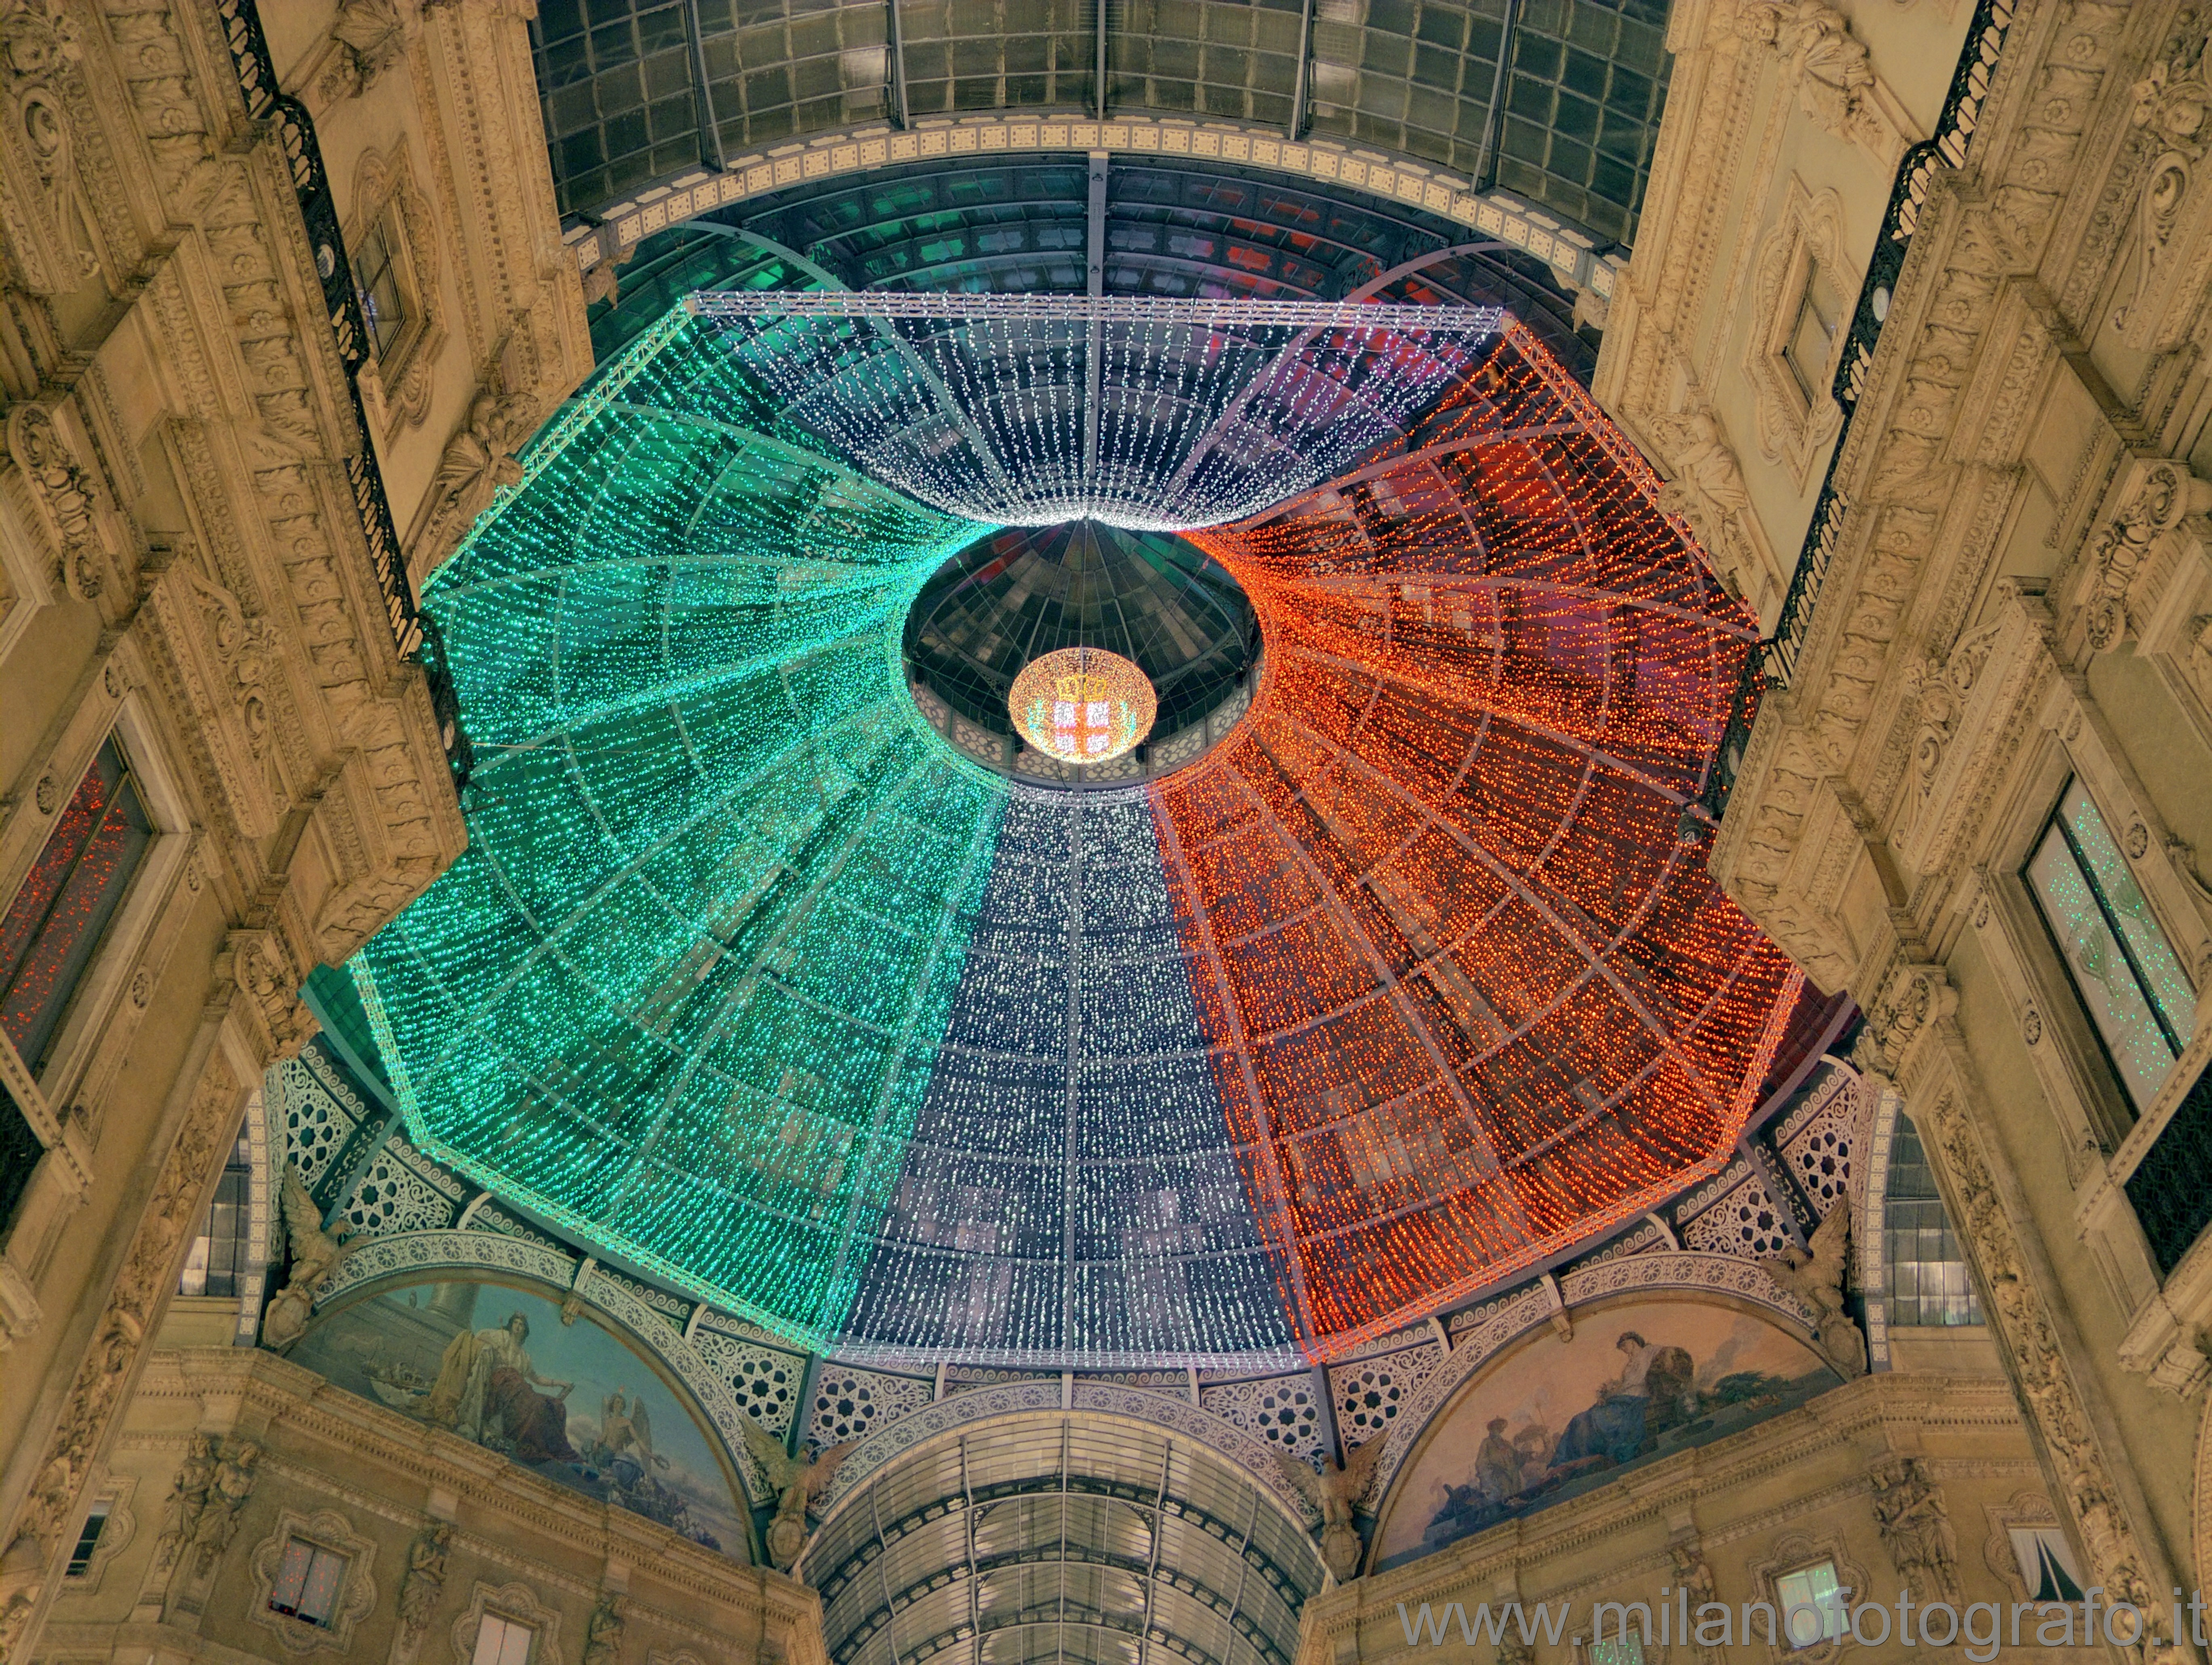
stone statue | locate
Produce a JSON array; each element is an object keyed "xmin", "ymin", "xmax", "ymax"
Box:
[
  {"xmin": 262, "ymin": 1167, "xmax": 354, "ymax": 1350},
  {"xmin": 157, "ymin": 1434, "xmax": 218, "ymax": 1565},
  {"xmin": 1868, "ymin": 1455, "xmax": 1959, "ymax": 1604},
  {"xmin": 189, "ymin": 1440, "xmax": 262, "ymax": 1575},
  {"xmin": 1273, "ymin": 1440, "xmax": 1388, "ymax": 1585},
  {"xmin": 737, "ymin": 1414, "xmax": 857, "ymax": 1572},
  {"xmin": 1759, "ymin": 1207, "xmax": 1868, "ymax": 1379},
  {"xmin": 392, "ymin": 1520, "xmax": 452, "ymax": 1665},
  {"xmin": 1671, "ymin": 1540, "xmax": 1722, "ymax": 1662},
  {"xmin": 583, "ymin": 1594, "xmax": 625, "ymax": 1665}
]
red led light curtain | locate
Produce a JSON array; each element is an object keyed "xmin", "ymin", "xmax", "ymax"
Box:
[{"xmin": 1156, "ymin": 325, "xmax": 1805, "ymax": 1352}]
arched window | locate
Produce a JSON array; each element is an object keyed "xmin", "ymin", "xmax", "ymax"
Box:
[{"xmin": 1883, "ymin": 1114, "xmax": 1982, "ymax": 1328}]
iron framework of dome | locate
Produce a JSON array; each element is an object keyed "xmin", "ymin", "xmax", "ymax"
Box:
[{"xmin": 345, "ymin": 291, "xmax": 1804, "ymax": 1369}]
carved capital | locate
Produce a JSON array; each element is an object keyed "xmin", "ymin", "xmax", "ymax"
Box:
[
  {"xmin": 223, "ymin": 929, "xmax": 317, "ymax": 1060},
  {"xmin": 5, "ymin": 404, "xmax": 103, "ymax": 599},
  {"xmin": 1852, "ymin": 959, "xmax": 1956, "ymax": 1078},
  {"xmin": 2082, "ymin": 458, "xmax": 2212, "ymax": 653}
]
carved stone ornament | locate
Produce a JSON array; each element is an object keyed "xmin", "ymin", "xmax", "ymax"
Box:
[
  {"xmin": 260, "ymin": 1165, "xmax": 356, "ymax": 1349},
  {"xmin": 6, "ymin": 404, "xmax": 102, "ymax": 599},
  {"xmin": 0, "ymin": 1049, "xmax": 242, "ymax": 1657},
  {"xmin": 2082, "ymin": 458, "xmax": 2212, "ymax": 653},
  {"xmin": 1742, "ymin": 178, "xmax": 1849, "ymax": 488},
  {"xmin": 1652, "ymin": 405, "xmax": 1779, "ymax": 613},
  {"xmin": 409, "ymin": 387, "xmax": 533, "ymax": 571},
  {"xmin": 1929, "ymin": 1086, "xmax": 2195, "ymax": 1663},
  {"xmin": 226, "ymin": 929, "xmax": 317, "ymax": 1059},
  {"xmin": 347, "ymin": 144, "xmax": 445, "ymax": 429},
  {"xmin": 246, "ymin": 1507, "xmax": 378, "ymax": 1654},
  {"xmin": 2115, "ymin": 21, "xmax": 2212, "ymax": 347},
  {"xmin": 1868, "ymin": 1454, "xmax": 1962, "ymax": 1604},
  {"xmin": 317, "ymin": 0, "xmax": 409, "ymax": 103},
  {"xmin": 392, "ymin": 1523, "xmax": 452, "ymax": 1665},
  {"xmin": 583, "ymin": 1594, "xmax": 625, "ymax": 1665}
]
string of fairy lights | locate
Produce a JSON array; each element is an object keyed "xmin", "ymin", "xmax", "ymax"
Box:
[
  {"xmin": 691, "ymin": 296, "xmax": 1502, "ymax": 532},
  {"xmin": 348, "ymin": 299, "xmax": 1803, "ymax": 1365}
]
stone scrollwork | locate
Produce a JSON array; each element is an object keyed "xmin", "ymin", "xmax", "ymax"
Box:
[
  {"xmin": 407, "ymin": 387, "xmax": 534, "ymax": 574},
  {"xmin": 1733, "ymin": 0, "xmax": 1912, "ymax": 168},
  {"xmin": 1929, "ymin": 1084, "xmax": 2195, "ymax": 1665},
  {"xmin": 225, "ymin": 929, "xmax": 318, "ymax": 1061},
  {"xmin": 2116, "ymin": 19, "xmax": 2212, "ymax": 349},
  {"xmin": 5, "ymin": 404, "xmax": 103, "ymax": 601},
  {"xmin": 2079, "ymin": 457, "xmax": 2212, "ymax": 655},
  {"xmin": 318, "ymin": 0, "xmax": 410, "ymax": 104}
]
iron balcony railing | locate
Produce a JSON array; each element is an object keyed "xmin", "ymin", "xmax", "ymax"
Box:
[
  {"xmin": 1704, "ymin": 0, "xmax": 2016, "ymax": 816},
  {"xmin": 213, "ymin": 0, "xmax": 474, "ymax": 792}
]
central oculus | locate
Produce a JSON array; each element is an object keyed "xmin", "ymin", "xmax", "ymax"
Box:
[{"xmin": 1009, "ymin": 646, "xmax": 1157, "ymax": 765}]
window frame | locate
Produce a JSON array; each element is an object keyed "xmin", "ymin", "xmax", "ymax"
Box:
[
  {"xmin": 0, "ymin": 734, "xmax": 156, "ymax": 1073},
  {"xmin": 2020, "ymin": 777, "xmax": 2195, "ymax": 1117},
  {"xmin": 19, "ymin": 697, "xmax": 193, "ymax": 1113},
  {"xmin": 350, "ymin": 200, "xmax": 424, "ymax": 374},
  {"xmin": 1779, "ymin": 262, "xmax": 1843, "ymax": 407},
  {"xmin": 63, "ymin": 1499, "xmax": 111, "ymax": 1578},
  {"xmin": 471, "ymin": 1612, "xmax": 538, "ymax": 1665},
  {"xmin": 267, "ymin": 1534, "xmax": 352, "ymax": 1628},
  {"xmin": 1774, "ymin": 1559, "xmax": 1848, "ymax": 1650}
]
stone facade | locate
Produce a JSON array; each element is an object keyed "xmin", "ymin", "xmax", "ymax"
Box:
[
  {"xmin": 1603, "ymin": 0, "xmax": 2212, "ymax": 1652},
  {"xmin": 1301, "ymin": 1370, "xmax": 2082, "ymax": 1665},
  {"xmin": 0, "ymin": 0, "xmax": 589, "ymax": 1654},
  {"xmin": 33, "ymin": 1343, "xmax": 820, "ymax": 1665}
]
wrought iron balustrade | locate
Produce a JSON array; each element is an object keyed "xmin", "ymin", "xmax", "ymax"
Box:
[
  {"xmin": 1703, "ymin": 0, "xmax": 2016, "ymax": 818},
  {"xmin": 213, "ymin": 0, "xmax": 474, "ymax": 792}
]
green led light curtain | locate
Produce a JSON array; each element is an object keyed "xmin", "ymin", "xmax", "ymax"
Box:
[{"xmin": 352, "ymin": 312, "xmax": 1003, "ymax": 1344}]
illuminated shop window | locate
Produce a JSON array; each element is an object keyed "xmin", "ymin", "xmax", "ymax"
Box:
[
  {"xmin": 2023, "ymin": 779, "xmax": 2194, "ymax": 1113},
  {"xmin": 268, "ymin": 1538, "xmax": 350, "ymax": 1627},
  {"xmin": 0, "ymin": 737, "xmax": 155, "ymax": 1071},
  {"xmin": 1775, "ymin": 1560, "xmax": 1846, "ymax": 1648},
  {"xmin": 179, "ymin": 1132, "xmax": 254, "ymax": 1298},
  {"xmin": 1883, "ymin": 1113, "xmax": 1981, "ymax": 1328}
]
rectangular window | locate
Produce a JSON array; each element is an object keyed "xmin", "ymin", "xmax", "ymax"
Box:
[
  {"xmin": 268, "ymin": 1537, "xmax": 349, "ymax": 1627},
  {"xmin": 64, "ymin": 1503, "xmax": 110, "ymax": 1577},
  {"xmin": 352, "ymin": 208, "xmax": 411, "ymax": 363},
  {"xmin": 1590, "ymin": 1636, "xmax": 1645, "ymax": 1665},
  {"xmin": 178, "ymin": 1131, "xmax": 253, "ymax": 1298},
  {"xmin": 1775, "ymin": 1561, "xmax": 1846, "ymax": 1648},
  {"xmin": 0, "ymin": 737, "xmax": 155, "ymax": 1071},
  {"xmin": 473, "ymin": 1614, "xmax": 536, "ymax": 1665},
  {"xmin": 1783, "ymin": 265, "xmax": 1844, "ymax": 404},
  {"xmin": 2024, "ymin": 779, "xmax": 2194, "ymax": 1113}
]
